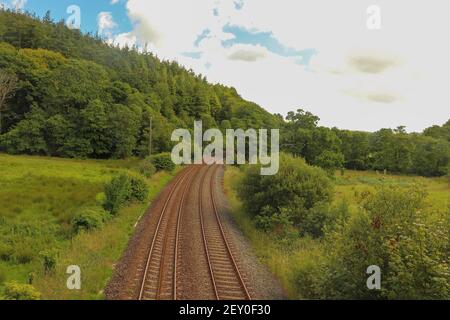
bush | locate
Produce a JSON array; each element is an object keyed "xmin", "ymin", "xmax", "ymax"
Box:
[
  {"xmin": 103, "ymin": 174, "xmax": 149, "ymax": 215},
  {"xmin": 319, "ymin": 186, "xmax": 450, "ymax": 299},
  {"xmin": 4, "ymin": 281, "xmax": 41, "ymax": 300},
  {"xmin": 138, "ymin": 160, "xmax": 156, "ymax": 178},
  {"xmin": 150, "ymin": 153, "xmax": 175, "ymax": 172},
  {"xmin": 238, "ymin": 153, "xmax": 334, "ymax": 237},
  {"xmin": 72, "ymin": 207, "xmax": 109, "ymax": 233},
  {"xmin": 39, "ymin": 249, "xmax": 58, "ymax": 275},
  {"xmin": 103, "ymin": 174, "xmax": 132, "ymax": 215},
  {"xmin": 129, "ymin": 175, "xmax": 149, "ymax": 202}
]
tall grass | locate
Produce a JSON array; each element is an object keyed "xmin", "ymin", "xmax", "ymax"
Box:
[{"xmin": 0, "ymin": 153, "xmax": 177, "ymax": 299}]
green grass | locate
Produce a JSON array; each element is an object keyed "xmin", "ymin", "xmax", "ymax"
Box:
[
  {"xmin": 0, "ymin": 153, "xmax": 177, "ymax": 299},
  {"xmin": 223, "ymin": 166, "xmax": 449, "ymax": 299}
]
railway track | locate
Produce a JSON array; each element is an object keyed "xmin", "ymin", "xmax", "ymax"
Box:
[
  {"xmin": 199, "ymin": 165, "xmax": 251, "ymax": 300},
  {"xmin": 135, "ymin": 164, "xmax": 250, "ymax": 300},
  {"xmin": 138, "ymin": 165, "xmax": 197, "ymax": 300}
]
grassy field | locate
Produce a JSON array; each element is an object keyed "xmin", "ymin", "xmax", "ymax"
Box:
[
  {"xmin": 0, "ymin": 153, "xmax": 177, "ymax": 299},
  {"xmin": 223, "ymin": 166, "xmax": 449, "ymax": 299}
]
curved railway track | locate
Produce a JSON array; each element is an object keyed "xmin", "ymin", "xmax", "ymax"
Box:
[{"xmin": 135, "ymin": 164, "xmax": 250, "ymax": 300}]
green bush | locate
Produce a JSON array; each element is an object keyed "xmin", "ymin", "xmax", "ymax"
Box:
[
  {"xmin": 72, "ymin": 207, "xmax": 109, "ymax": 233},
  {"xmin": 150, "ymin": 153, "xmax": 175, "ymax": 172},
  {"xmin": 103, "ymin": 174, "xmax": 149, "ymax": 215},
  {"xmin": 103, "ymin": 174, "xmax": 132, "ymax": 215},
  {"xmin": 4, "ymin": 281, "xmax": 41, "ymax": 300},
  {"xmin": 138, "ymin": 160, "xmax": 156, "ymax": 178},
  {"xmin": 238, "ymin": 153, "xmax": 334, "ymax": 237},
  {"xmin": 318, "ymin": 186, "xmax": 450, "ymax": 299},
  {"xmin": 129, "ymin": 175, "xmax": 149, "ymax": 202}
]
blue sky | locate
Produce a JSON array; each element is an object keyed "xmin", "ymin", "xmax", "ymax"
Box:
[{"xmin": 21, "ymin": 0, "xmax": 132, "ymax": 35}]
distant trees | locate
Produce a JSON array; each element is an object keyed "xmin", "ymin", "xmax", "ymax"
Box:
[{"xmin": 282, "ymin": 109, "xmax": 450, "ymax": 177}]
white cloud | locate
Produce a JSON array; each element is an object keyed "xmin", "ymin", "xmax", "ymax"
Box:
[
  {"xmin": 97, "ymin": 12, "xmax": 117, "ymax": 37},
  {"xmin": 0, "ymin": 0, "xmax": 26, "ymax": 10},
  {"xmin": 121, "ymin": 0, "xmax": 450, "ymax": 132}
]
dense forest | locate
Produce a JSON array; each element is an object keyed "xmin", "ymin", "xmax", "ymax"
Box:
[
  {"xmin": 0, "ymin": 10, "xmax": 279, "ymax": 159},
  {"xmin": 0, "ymin": 10, "xmax": 449, "ymax": 177}
]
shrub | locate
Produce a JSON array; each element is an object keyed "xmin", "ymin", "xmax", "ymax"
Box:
[
  {"xmin": 319, "ymin": 186, "xmax": 450, "ymax": 299},
  {"xmin": 138, "ymin": 160, "xmax": 156, "ymax": 178},
  {"xmin": 103, "ymin": 174, "xmax": 149, "ymax": 215},
  {"xmin": 129, "ymin": 175, "xmax": 149, "ymax": 202},
  {"xmin": 72, "ymin": 207, "xmax": 109, "ymax": 233},
  {"xmin": 103, "ymin": 174, "xmax": 132, "ymax": 215},
  {"xmin": 238, "ymin": 153, "xmax": 334, "ymax": 237},
  {"xmin": 4, "ymin": 281, "xmax": 41, "ymax": 300},
  {"xmin": 150, "ymin": 153, "xmax": 175, "ymax": 172},
  {"xmin": 39, "ymin": 249, "xmax": 58, "ymax": 275}
]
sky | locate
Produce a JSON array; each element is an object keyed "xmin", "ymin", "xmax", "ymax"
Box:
[{"xmin": 2, "ymin": 0, "xmax": 450, "ymax": 132}]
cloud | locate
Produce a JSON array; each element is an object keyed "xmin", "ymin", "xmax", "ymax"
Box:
[
  {"xmin": 120, "ymin": 0, "xmax": 450, "ymax": 132},
  {"xmin": 366, "ymin": 93, "xmax": 398, "ymax": 104},
  {"xmin": 98, "ymin": 12, "xmax": 117, "ymax": 37},
  {"xmin": 0, "ymin": 0, "xmax": 26, "ymax": 10},
  {"xmin": 227, "ymin": 45, "xmax": 267, "ymax": 62},
  {"xmin": 349, "ymin": 54, "xmax": 399, "ymax": 74}
]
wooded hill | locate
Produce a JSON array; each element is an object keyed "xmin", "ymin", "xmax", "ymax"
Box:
[
  {"xmin": 0, "ymin": 10, "xmax": 449, "ymax": 177},
  {"xmin": 0, "ymin": 10, "xmax": 280, "ymax": 159}
]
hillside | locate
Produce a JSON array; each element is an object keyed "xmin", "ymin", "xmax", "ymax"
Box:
[{"xmin": 0, "ymin": 9, "xmax": 280, "ymax": 159}]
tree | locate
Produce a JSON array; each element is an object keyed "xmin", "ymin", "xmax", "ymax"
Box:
[{"xmin": 0, "ymin": 70, "xmax": 18, "ymax": 134}]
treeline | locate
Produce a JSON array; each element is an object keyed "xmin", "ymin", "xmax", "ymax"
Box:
[
  {"xmin": 0, "ymin": 10, "xmax": 279, "ymax": 159},
  {"xmin": 281, "ymin": 109, "xmax": 450, "ymax": 177}
]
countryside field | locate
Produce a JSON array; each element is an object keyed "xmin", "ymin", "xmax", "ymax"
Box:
[
  {"xmin": 224, "ymin": 166, "xmax": 449, "ymax": 299},
  {"xmin": 0, "ymin": 153, "xmax": 177, "ymax": 299}
]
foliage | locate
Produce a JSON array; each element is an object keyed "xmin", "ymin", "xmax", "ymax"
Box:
[
  {"xmin": 3, "ymin": 281, "xmax": 41, "ymax": 300},
  {"xmin": 318, "ymin": 186, "xmax": 450, "ymax": 299},
  {"xmin": 0, "ymin": 10, "xmax": 279, "ymax": 160},
  {"xmin": 103, "ymin": 174, "xmax": 132, "ymax": 215},
  {"xmin": 129, "ymin": 175, "xmax": 150, "ymax": 202},
  {"xmin": 150, "ymin": 153, "xmax": 176, "ymax": 172},
  {"xmin": 225, "ymin": 166, "xmax": 450, "ymax": 300},
  {"xmin": 72, "ymin": 207, "xmax": 110, "ymax": 233},
  {"xmin": 103, "ymin": 173, "xmax": 149, "ymax": 215},
  {"xmin": 39, "ymin": 249, "xmax": 58, "ymax": 275},
  {"xmin": 238, "ymin": 153, "xmax": 334, "ymax": 237},
  {"xmin": 138, "ymin": 160, "xmax": 156, "ymax": 178},
  {"xmin": 282, "ymin": 109, "xmax": 450, "ymax": 177}
]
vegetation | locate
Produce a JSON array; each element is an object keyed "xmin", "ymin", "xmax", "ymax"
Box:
[
  {"xmin": 0, "ymin": 9, "xmax": 448, "ymax": 300},
  {"xmin": 282, "ymin": 109, "xmax": 450, "ymax": 177},
  {"xmin": 150, "ymin": 153, "xmax": 176, "ymax": 172},
  {"xmin": 0, "ymin": 10, "xmax": 279, "ymax": 160},
  {"xmin": 226, "ymin": 164, "xmax": 449, "ymax": 300},
  {"xmin": 238, "ymin": 153, "xmax": 334, "ymax": 238},
  {"xmin": 0, "ymin": 153, "xmax": 177, "ymax": 299}
]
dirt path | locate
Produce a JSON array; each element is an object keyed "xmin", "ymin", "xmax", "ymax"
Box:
[{"xmin": 105, "ymin": 165, "xmax": 285, "ymax": 300}]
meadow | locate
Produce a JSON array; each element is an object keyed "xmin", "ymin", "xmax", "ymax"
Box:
[
  {"xmin": 223, "ymin": 166, "xmax": 449, "ymax": 299},
  {"xmin": 0, "ymin": 153, "xmax": 176, "ymax": 299}
]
